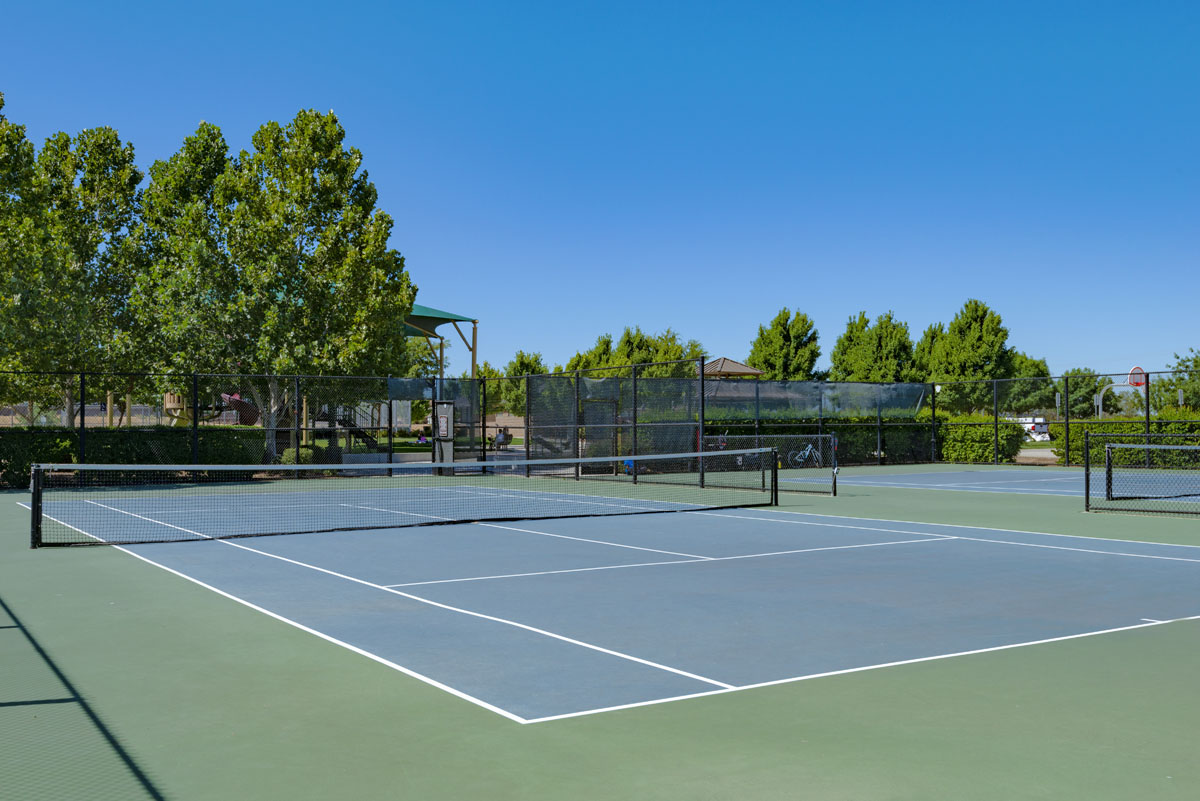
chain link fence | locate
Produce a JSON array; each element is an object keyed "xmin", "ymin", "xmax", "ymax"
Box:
[{"xmin": 4, "ymin": 366, "xmax": 1198, "ymax": 487}]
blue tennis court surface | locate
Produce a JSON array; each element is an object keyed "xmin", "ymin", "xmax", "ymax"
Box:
[
  {"xmin": 823, "ymin": 467, "xmax": 1087, "ymax": 496},
  {"xmin": 92, "ymin": 506, "xmax": 1200, "ymax": 723}
]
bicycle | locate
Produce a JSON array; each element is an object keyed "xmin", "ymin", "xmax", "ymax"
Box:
[{"xmin": 786, "ymin": 442, "xmax": 823, "ymax": 469}]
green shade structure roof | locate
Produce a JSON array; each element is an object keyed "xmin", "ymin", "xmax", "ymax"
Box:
[{"xmin": 404, "ymin": 304, "xmax": 476, "ymax": 338}]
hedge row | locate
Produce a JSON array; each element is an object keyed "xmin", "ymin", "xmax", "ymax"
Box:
[
  {"xmin": 936, "ymin": 416, "xmax": 1025, "ymax": 464},
  {"xmin": 1048, "ymin": 410, "xmax": 1200, "ymax": 465},
  {"xmin": 708, "ymin": 414, "xmax": 1026, "ymax": 464},
  {"xmin": 0, "ymin": 426, "xmax": 278, "ymax": 488}
]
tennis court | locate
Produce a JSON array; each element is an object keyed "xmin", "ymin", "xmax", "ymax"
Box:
[
  {"xmin": 74, "ymin": 506, "xmax": 1200, "ymax": 723},
  {"xmin": 4, "ymin": 452, "xmax": 1200, "ymax": 799},
  {"xmin": 827, "ymin": 465, "xmax": 1088, "ymax": 496}
]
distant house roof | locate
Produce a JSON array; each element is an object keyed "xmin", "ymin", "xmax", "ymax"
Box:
[
  {"xmin": 704, "ymin": 357, "xmax": 763, "ymax": 377},
  {"xmin": 403, "ymin": 303, "xmax": 476, "ymax": 338}
]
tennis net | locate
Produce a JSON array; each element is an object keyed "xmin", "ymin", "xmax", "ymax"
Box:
[
  {"xmin": 703, "ymin": 434, "xmax": 836, "ymax": 495},
  {"xmin": 1093, "ymin": 442, "xmax": 1200, "ymax": 516},
  {"xmin": 30, "ymin": 448, "xmax": 777, "ymax": 547}
]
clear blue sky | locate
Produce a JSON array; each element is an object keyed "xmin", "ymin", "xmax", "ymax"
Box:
[{"xmin": 3, "ymin": 1, "xmax": 1196, "ymax": 377}]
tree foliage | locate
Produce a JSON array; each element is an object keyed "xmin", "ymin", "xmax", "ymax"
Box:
[
  {"xmin": 131, "ymin": 110, "xmax": 416, "ymax": 456},
  {"xmin": 1055, "ymin": 367, "xmax": 1119, "ymax": 418},
  {"xmin": 1148, "ymin": 349, "xmax": 1200, "ymax": 412},
  {"xmin": 928, "ymin": 300, "xmax": 1013, "ymax": 413},
  {"xmin": 912, "ymin": 323, "xmax": 943, "ymax": 381},
  {"xmin": 745, "ymin": 308, "xmax": 820, "ymax": 380},
  {"xmin": 1, "ymin": 96, "xmax": 143, "ymax": 421},
  {"xmin": 999, "ymin": 351, "xmax": 1055, "ymax": 414},
  {"xmin": 828, "ymin": 311, "xmax": 918, "ymax": 382},
  {"xmin": 135, "ymin": 112, "xmax": 415, "ymax": 378},
  {"xmin": 564, "ymin": 327, "xmax": 704, "ymax": 378},
  {"xmin": 500, "ymin": 350, "xmax": 549, "ymax": 415}
]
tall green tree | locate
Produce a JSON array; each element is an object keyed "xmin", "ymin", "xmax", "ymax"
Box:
[
  {"xmin": 999, "ymin": 351, "xmax": 1055, "ymax": 415},
  {"xmin": 1148, "ymin": 349, "xmax": 1200, "ymax": 412},
  {"xmin": 828, "ymin": 311, "xmax": 918, "ymax": 382},
  {"xmin": 134, "ymin": 111, "xmax": 416, "ymax": 456},
  {"xmin": 928, "ymin": 300, "xmax": 1013, "ymax": 413},
  {"xmin": 1055, "ymin": 368, "xmax": 1119, "ymax": 418},
  {"xmin": 912, "ymin": 323, "xmax": 944, "ymax": 382},
  {"xmin": 745, "ymin": 308, "xmax": 819, "ymax": 380},
  {"xmin": 565, "ymin": 327, "xmax": 704, "ymax": 378},
  {"xmin": 0, "ymin": 99, "xmax": 143, "ymax": 423},
  {"xmin": 501, "ymin": 350, "xmax": 549, "ymax": 415}
]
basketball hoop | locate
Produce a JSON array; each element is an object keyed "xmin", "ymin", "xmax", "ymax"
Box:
[{"xmin": 1128, "ymin": 366, "xmax": 1147, "ymax": 388}]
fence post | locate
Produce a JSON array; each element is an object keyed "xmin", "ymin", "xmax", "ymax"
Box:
[
  {"xmin": 1144, "ymin": 377, "xmax": 1152, "ymax": 469},
  {"xmin": 386, "ymin": 378, "xmax": 393, "ymax": 474},
  {"xmin": 631, "ymin": 365, "xmax": 639, "ymax": 484},
  {"xmin": 524, "ymin": 375, "xmax": 531, "ymax": 477},
  {"xmin": 574, "ymin": 371, "xmax": 581, "ymax": 480},
  {"xmin": 286, "ymin": 376, "xmax": 297, "ymax": 463},
  {"xmin": 876, "ymin": 385, "xmax": 882, "ymax": 466},
  {"xmin": 992, "ymin": 380, "xmax": 999, "ymax": 465},
  {"xmin": 472, "ymin": 381, "xmax": 482, "ymax": 465},
  {"xmin": 698, "ymin": 357, "xmax": 706, "ymax": 488},
  {"xmin": 192, "ymin": 374, "xmax": 200, "ymax": 463},
  {"xmin": 817, "ymin": 383, "xmax": 823, "ymax": 441},
  {"xmin": 1064, "ymin": 375, "xmax": 1071, "ymax": 466},
  {"xmin": 1083, "ymin": 431, "xmax": 1090, "ymax": 510},
  {"xmin": 78, "ymin": 372, "xmax": 86, "ymax": 463},
  {"xmin": 930, "ymin": 382, "xmax": 937, "ymax": 462},
  {"xmin": 755, "ymin": 379, "xmax": 761, "ymax": 447}
]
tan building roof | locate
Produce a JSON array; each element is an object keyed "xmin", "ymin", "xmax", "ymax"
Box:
[{"xmin": 703, "ymin": 357, "xmax": 763, "ymax": 377}]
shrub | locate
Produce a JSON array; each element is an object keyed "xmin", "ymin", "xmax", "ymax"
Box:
[
  {"xmin": 280, "ymin": 445, "xmax": 325, "ymax": 465},
  {"xmin": 1047, "ymin": 409, "xmax": 1200, "ymax": 465},
  {"xmin": 937, "ymin": 415, "xmax": 1024, "ymax": 463}
]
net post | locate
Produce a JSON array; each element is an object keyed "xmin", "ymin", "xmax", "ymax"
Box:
[
  {"xmin": 1083, "ymin": 431, "xmax": 1090, "ymax": 510},
  {"xmin": 192, "ymin": 374, "xmax": 201, "ymax": 463},
  {"xmin": 771, "ymin": 449, "xmax": 779, "ymax": 505},
  {"xmin": 1104, "ymin": 442, "xmax": 1113, "ymax": 501},
  {"xmin": 698, "ymin": 356, "xmax": 706, "ymax": 489},
  {"xmin": 30, "ymin": 465, "xmax": 43, "ymax": 548}
]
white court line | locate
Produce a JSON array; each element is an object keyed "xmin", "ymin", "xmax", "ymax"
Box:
[
  {"xmin": 760, "ymin": 508, "xmax": 1200, "ymax": 552},
  {"xmin": 447, "ymin": 486, "xmax": 676, "ymax": 514},
  {"xmin": 835, "ymin": 479, "xmax": 1081, "ymax": 496},
  {"xmin": 697, "ymin": 511, "xmax": 1200, "ymax": 564},
  {"xmin": 385, "ymin": 536, "xmax": 952, "ymax": 588},
  {"xmin": 845, "ymin": 474, "xmax": 1078, "ymax": 487},
  {"xmin": 848, "ymin": 475, "xmax": 1080, "ymax": 489},
  {"xmin": 83, "ymin": 501, "xmax": 736, "ymax": 695},
  {"xmin": 27, "ymin": 503, "xmax": 525, "ymax": 722},
  {"xmin": 522, "ymin": 615, "xmax": 1200, "ymax": 724},
  {"xmin": 473, "ymin": 522, "xmax": 713, "ymax": 559},
  {"xmin": 338, "ymin": 505, "xmax": 712, "ymax": 560}
]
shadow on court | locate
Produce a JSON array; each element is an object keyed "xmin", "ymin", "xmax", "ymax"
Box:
[{"xmin": 0, "ymin": 594, "xmax": 167, "ymax": 801}]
